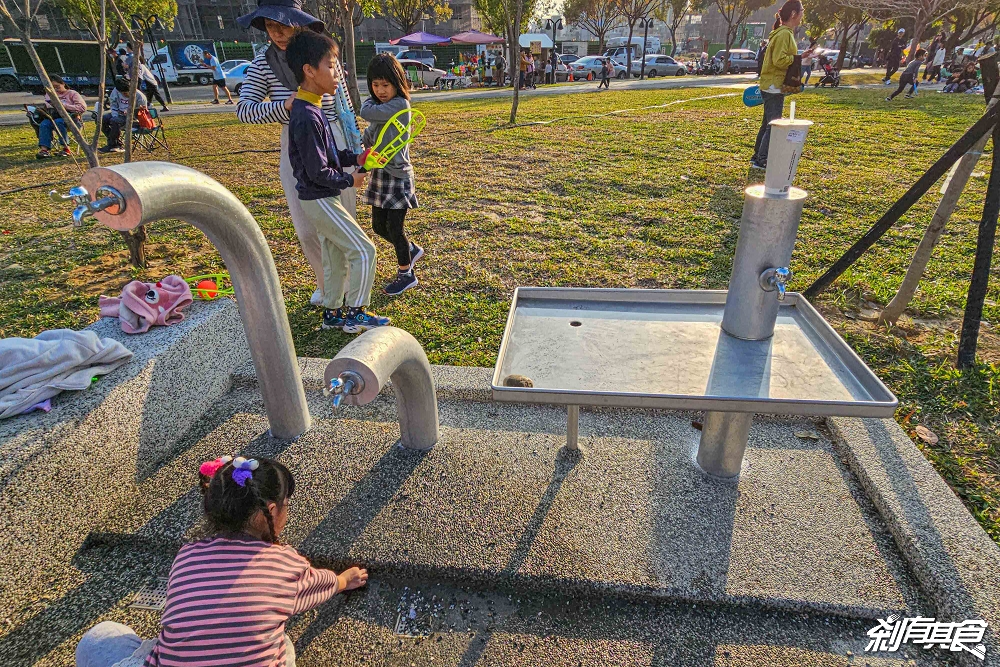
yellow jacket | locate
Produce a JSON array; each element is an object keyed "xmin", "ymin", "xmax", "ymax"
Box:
[{"xmin": 759, "ymin": 26, "xmax": 797, "ymax": 92}]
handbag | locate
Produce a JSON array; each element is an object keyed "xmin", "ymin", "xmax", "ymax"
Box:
[
  {"xmin": 782, "ymin": 54, "xmax": 804, "ymax": 94},
  {"xmin": 136, "ymin": 107, "xmax": 156, "ymax": 130}
]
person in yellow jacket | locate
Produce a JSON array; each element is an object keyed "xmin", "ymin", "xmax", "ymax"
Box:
[{"xmin": 751, "ymin": 0, "xmax": 804, "ymax": 169}]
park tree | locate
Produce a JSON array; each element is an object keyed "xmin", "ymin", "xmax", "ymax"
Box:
[
  {"xmin": 712, "ymin": 0, "xmax": 770, "ymax": 73},
  {"xmin": 475, "ymin": 0, "xmax": 535, "ymax": 121},
  {"xmin": 842, "ymin": 0, "xmax": 965, "ymax": 63},
  {"xmin": 943, "ymin": 0, "xmax": 1000, "ymax": 52},
  {"xmin": 0, "ymin": 0, "xmax": 175, "ymax": 268},
  {"xmin": 316, "ymin": 0, "xmax": 378, "ymax": 110},
  {"xmin": 378, "ymin": 0, "xmax": 452, "ymax": 35},
  {"xmin": 654, "ymin": 0, "xmax": 704, "ymax": 56},
  {"xmin": 615, "ymin": 0, "xmax": 658, "ymax": 74},
  {"xmin": 805, "ymin": 2, "xmax": 867, "ymax": 69},
  {"xmin": 564, "ymin": 0, "xmax": 622, "ymax": 53}
]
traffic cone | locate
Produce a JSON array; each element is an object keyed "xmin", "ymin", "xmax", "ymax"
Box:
[
  {"xmin": 568, "ymin": 70, "xmax": 574, "ymax": 82},
  {"xmin": 587, "ymin": 71, "xmax": 594, "ymax": 81}
]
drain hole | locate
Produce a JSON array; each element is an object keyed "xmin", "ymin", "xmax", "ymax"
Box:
[{"xmin": 569, "ymin": 321, "xmax": 582, "ymax": 327}]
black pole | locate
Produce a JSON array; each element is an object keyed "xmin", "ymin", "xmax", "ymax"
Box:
[
  {"xmin": 957, "ymin": 55, "xmax": 1000, "ymax": 368},
  {"xmin": 804, "ymin": 101, "xmax": 1000, "ymax": 298}
]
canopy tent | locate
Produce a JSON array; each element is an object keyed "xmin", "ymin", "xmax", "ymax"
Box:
[
  {"xmin": 450, "ymin": 30, "xmax": 504, "ymax": 45},
  {"xmin": 390, "ymin": 31, "xmax": 451, "ymax": 46},
  {"xmin": 518, "ymin": 33, "xmax": 553, "ymax": 49}
]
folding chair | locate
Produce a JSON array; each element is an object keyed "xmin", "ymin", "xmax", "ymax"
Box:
[{"xmin": 132, "ymin": 107, "xmax": 169, "ymax": 154}]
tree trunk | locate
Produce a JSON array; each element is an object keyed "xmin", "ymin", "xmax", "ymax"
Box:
[
  {"xmin": 625, "ymin": 21, "xmax": 635, "ymax": 74},
  {"xmin": 124, "ymin": 35, "xmax": 142, "ymax": 164},
  {"xmin": 722, "ymin": 27, "xmax": 736, "ymax": 73},
  {"xmin": 92, "ymin": 3, "xmax": 108, "ymax": 153},
  {"xmin": 18, "ymin": 36, "xmax": 100, "ymax": 167},
  {"xmin": 836, "ymin": 21, "xmax": 851, "ymax": 70},
  {"xmin": 509, "ymin": 0, "xmax": 523, "ymax": 124},
  {"xmin": 119, "ymin": 228, "xmax": 148, "ymax": 268},
  {"xmin": 669, "ymin": 26, "xmax": 677, "ymax": 57},
  {"xmin": 851, "ymin": 22, "xmax": 863, "ymax": 67},
  {"xmin": 341, "ymin": 4, "xmax": 362, "ymax": 110},
  {"xmin": 879, "ymin": 131, "xmax": 989, "ymax": 326}
]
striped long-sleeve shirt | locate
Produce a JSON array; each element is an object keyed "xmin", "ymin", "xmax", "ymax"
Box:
[
  {"xmin": 143, "ymin": 536, "xmax": 340, "ymax": 667},
  {"xmin": 236, "ymin": 51, "xmax": 349, "ymax": 140}
]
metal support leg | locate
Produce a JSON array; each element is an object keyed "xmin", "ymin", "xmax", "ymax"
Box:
[
  {"xmin": 566, "ymin": 405, "xmax": 579, "ymax": 450},
  {"xmin": 696, "ymin": 411, "xmax": 753, "ymax": 478}
]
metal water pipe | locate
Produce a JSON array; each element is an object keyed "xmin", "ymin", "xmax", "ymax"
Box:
[
  {"xmin": 324, "ymin": 327, "xmax": 439, "ymax": 450},
  {"xmin": 696, "ymin": 116, "xmax": 813, "ymax": 478},
  {"xmin": 59, "ymin": 162, "xmax": 310, "ymax": 439}
]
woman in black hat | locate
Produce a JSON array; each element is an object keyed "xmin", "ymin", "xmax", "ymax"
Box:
[{"xmin": 236, "ymin": 0, "xmax": 362, "ymax": 308}]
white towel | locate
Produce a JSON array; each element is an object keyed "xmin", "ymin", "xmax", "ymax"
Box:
[{"xmin": 0, "ymin": 329, "xmax": 133, "ymax": 419}]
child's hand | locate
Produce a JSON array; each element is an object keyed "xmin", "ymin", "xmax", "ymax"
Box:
[
  {"xmin": 284, "ymin": 96, "xmax": 295, "ymax": 112},
  {"xmin": 352, "ymin": 172, "xmax": 368, "ymax": 188},
  {"xmin": 338, "ymin": 566, "xmax": 368, "ymax": 591}
]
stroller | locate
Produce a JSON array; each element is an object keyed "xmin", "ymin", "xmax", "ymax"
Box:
[{"xmin": 813, "ymin": 54, "xmax": 841, "ymax": 87}]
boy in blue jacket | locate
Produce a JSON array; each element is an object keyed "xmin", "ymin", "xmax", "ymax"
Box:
[{"xmin": 286, "ymin": 30, "xmax": 389, "ymax": 333}]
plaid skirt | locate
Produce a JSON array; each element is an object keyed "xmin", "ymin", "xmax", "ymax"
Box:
[{"xmin": 361, "ymin": 169, "xmax": 419, "ymax": 209}]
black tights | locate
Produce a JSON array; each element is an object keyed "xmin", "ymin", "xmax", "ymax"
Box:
[
  {"xmin": 889, "ymin": 74, "xmax": 915, "ymax": 99},
  {"xmin": 371, "ymin": 206, "xmax": 411, "ymax": 267}
]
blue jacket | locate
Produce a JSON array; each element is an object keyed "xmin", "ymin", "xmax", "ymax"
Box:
[{"xmin": 288, "ymin": 92, "xmax": 358, "ymax": 201}]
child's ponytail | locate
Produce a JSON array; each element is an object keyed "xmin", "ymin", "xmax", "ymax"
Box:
[{"xmin": 199, "ymin": 456, "xmax": 295, "ymax": 543}]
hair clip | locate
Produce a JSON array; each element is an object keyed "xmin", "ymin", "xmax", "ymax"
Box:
[
  {"xmin": 231, "ymin": 457, "xmax": 259, "ymax": 487},
  {"xmin": 199, "ymin": 455, "xmax": 233, "ymax": 479}
]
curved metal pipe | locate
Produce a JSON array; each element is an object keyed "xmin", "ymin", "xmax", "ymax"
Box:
[
  {"xmin": 80, "ymin": 162, "xmax": 310, "ymax": 439},
  {"xmin": 323, "ymin": 327, "xmax": 439, "ymax": 450}
]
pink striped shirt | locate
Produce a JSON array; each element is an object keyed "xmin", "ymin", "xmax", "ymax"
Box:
[{"xmin": 144, "ymin": 536, "xmax": 340, "ymax": 667}]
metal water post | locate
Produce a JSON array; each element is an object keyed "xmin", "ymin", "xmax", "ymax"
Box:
[
  {"xmin": 62, "ymin": 162, "xmax": 311, "ymax": 439},
  {"xmin": 697, "ymin": 114, "xmax": 812, "ymax": 478}
]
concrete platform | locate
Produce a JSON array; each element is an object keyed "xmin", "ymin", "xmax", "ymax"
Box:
[{"xmin": 1, "ymin": 299, "xmax": 997, "ymax": 666}]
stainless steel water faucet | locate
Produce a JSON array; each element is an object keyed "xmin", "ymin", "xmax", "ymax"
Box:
[
  {"xmin": 759, "ymin": 267, "xmax": 793, "ymax": 301},
  {"xmin": 324, "ymin": 371, "xmax": 365, "ymax": 411},
  {"xmin": 50, "ymin": 186, "xmax": 126, "ymax": 227}
]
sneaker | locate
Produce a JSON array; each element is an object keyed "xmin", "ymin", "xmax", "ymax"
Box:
[
  {"xmin": 321, "ymin": 308, "xmax": 346, "ymax": 329},
  {"xmin": 310, "ymin": 289, "xmax": 324, "ymax": 307},
  {"xmin": 904, "ymin": 94, "xmax": 913, "ymax": 98},
  {"xmin": 749, "ymin": 159, "xmax": 766, "ymax": 170},
  {"xmin": 99, "ymin": 144, "xmax": 124, "ymax": 153},
  {"xmin": 409, "ymin": 242, "xmax": 425, "ymax": 267},
  {"xmin": 212, "ymin": 99, "xmax": 220, "ymax": 104},
  {"xmin": 384, "ymin": 270, "xmax": 418, "ymax": 295},
  {"xmin": 342, "ymin": 307, "xmax": 390, "ymax": 334},
  {"xmin": 57, "ymin": 146, "xmax": 72, "ymax": 157},
  {"xmin": 160, "ymin": 106, "xmax": 170, "ymax": 112},
  {"xmin": 36, "ymin": 148, "xmax": 51, "ymax": 159},
  {"xmin": 225, "ymin": 100, "xmax": 234, "ymax": 105}
]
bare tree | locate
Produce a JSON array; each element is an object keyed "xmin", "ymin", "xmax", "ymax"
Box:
[
  {"xmin": 476, "ymin": 0, "xmax": 537, "ymax": 122},
  {"xmin": 943, "ymin": 0, "xmax": 1000, "ymax": 52},
  {"xmin": 712, "ymin": 0, "xmax": 770, "ymax": 73},
  {"xmin": 564, "ymin": 0, "xmax": 623, "ymax": 53},
  {"xmin": 317, "ymin": 0, "xmax": 377, "ymax": 110},
  {"xmin": 841, "ymin": 0, "xmax": 964, "ymax": 63},
  {"xmin": 616, "ymin": 0, "xmax": 658, "ymax": 73},
  {"xmin": 379, "ymin": 0, "xmax": 452, "ymax": 35},
  {"xmin": 655, "ymin": 0, "xmax": 704, "ymax": 56}
]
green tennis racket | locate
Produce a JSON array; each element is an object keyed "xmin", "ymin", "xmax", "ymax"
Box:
[{"xmin": 361, "ymin": 107, "xmax": 426, "ymax": 171}]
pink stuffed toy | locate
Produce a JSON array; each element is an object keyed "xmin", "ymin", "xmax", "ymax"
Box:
[{"xmin": 99, "ymin": 275, "xmax": 193, "ymax": 334}]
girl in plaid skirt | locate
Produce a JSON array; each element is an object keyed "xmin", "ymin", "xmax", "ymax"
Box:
[{"xmin": 360, "ymin": 54, "xmax": 424, "ymax": 295}]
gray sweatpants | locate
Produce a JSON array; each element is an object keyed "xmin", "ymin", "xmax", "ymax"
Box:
[
  {"xmin": 298, "ymin": 196, "xmax": 376, "ymax": 310},
  {"xmin": 280, "ymin": 125, "xmax": 357, "ymax": 299}
]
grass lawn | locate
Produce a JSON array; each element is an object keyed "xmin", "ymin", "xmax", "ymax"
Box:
[{"xmin": 0, "ymin": 83, "xmax": 997, "ymax": 543}]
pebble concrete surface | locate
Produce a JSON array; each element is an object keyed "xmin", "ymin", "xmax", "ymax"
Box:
[{"xmin": 1, "ymin": 303, "xmax": 997, "ymax": 666}]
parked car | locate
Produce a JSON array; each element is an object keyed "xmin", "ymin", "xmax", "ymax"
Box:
[
  {"xmin": 558, "ymin": 53, "xmax": 580, "ymax": 66},
  {"xmin": 820, "ymin": 50, "xmax": 863, "ymax": 68},
  {"xmin": 0, "ymin": 66, "xmax": 19, "ymax": 92},
  {"xmin": 570, "ymin": 56, "xmax": 628, "ymax": 79},
  {"xmin": 398, "ymin": 58, "xmax": 447, "ymax": 87},
  {"xmin": 398, "ymin": 49, "xmax": 436, "ymax": 67},
  {"xmin": 224, "ymin": 62, "xmax": 250, "ymax": 95},
  {"xmin": 630, "ymin": 54, "xmax": 686, "ymax": 77},
  {"xmin": 713, "ymin": 49, "xmax": 757, "ymax": 73},
  {"xmin": 220, "ymin": 59, "xmax": 250, "ymax": 72}
]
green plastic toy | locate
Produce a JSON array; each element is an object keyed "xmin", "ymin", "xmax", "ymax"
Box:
[{"xmin": 361, "ymin": 108, "xmax": 426, "ymax": 171}]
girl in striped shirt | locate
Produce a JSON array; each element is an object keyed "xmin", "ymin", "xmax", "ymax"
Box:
[{"xmin": 75, "ymin": 457, "xmax": 368, "ymax": 667}]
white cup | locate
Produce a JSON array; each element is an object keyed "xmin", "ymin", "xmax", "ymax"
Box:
[{"xmin": 764, "ymin": 118, "xmax": 813, "ymax": 196}]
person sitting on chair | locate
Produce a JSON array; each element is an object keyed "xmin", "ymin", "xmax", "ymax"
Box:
[
  {"xmin": 34, "ymin": 75, "xmax": 86, "ymax": 159},
  {"xmin": 100, "ymin": 76, "xmax": 147, "ymax": 153}
]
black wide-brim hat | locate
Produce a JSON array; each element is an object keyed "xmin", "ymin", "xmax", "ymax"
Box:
[{"xmin": 237, "ymin": 0, "xmax": 324, "ymax": 32}]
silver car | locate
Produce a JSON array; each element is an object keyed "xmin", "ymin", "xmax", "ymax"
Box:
[
  {"xmin": 397, "ymin": 58, "xmax": 448, "ymax": 87},
  {"xmin": 570, "ymin": 56, "xmax": 628, "ymax": 80},
  {"xmin": 630, "ymin": 54, "xmax": 686, "ymax": 77}
]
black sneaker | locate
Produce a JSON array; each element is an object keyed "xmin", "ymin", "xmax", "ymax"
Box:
[
  {"xmin": 409, "ymin": 243, "xmax": 424, "ymax": 267},
  {"xmin": 384, "ymin": 270, "xmax": 418, "ymax": 296},
  {"xmin": 342, "ymin": 307, "xmax": 390, "ymax": 334},
  {"xmin": 750, "ymin": 158, "xmax": 766, "ymax": 170},
  {"xmin": 321, "ymin": 308, "xmax": 346, "ymax": 329}
]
